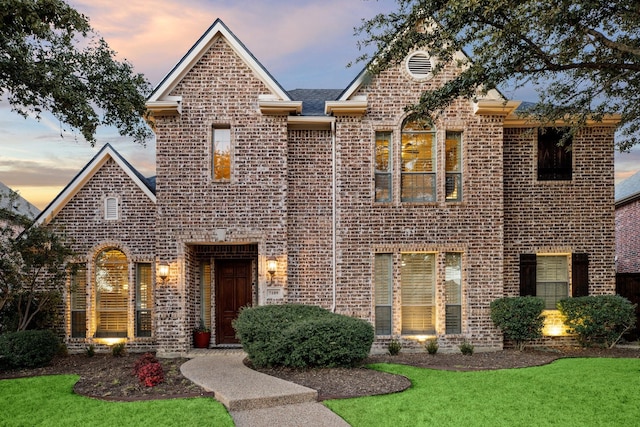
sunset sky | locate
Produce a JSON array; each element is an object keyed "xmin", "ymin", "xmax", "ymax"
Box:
[{"xmin": 1, "ymin": 0, "xmax": 638, "ymax": 210}]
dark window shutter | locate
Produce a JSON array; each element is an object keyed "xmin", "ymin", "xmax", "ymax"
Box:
[
  {"xmin": 519, "ymin": 254, "xmax": 537, "ymax": 296},
  {"xmin": 572, "ymin": 253, "xmax": 589, "ymax": 297}
]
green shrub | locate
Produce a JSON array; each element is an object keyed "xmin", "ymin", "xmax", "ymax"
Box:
[
  {"xmin": 490, "ymin": 296, "xmax": 545, "ymax": 351},
  {"xmin": 425, "ymin": 339, "xmax": 439, "ymax": 355},
  {"xmin": 233, "ymin": 304, "xmax": 374, "ymax": 368},
  {"xmin": 112, "ymin": 342, "xmax": 126, "ymax": 357},
  {"xmin": 558, "ymin": 295, "xmax": 637, "ymax": 348},
  {"xmin": 388, "ymin": 339, "xmax": 402, "ymax": 355},
  {"xmin": 85, "ymin": 345, "xmax": 95, "ymax": 357},
  {"xmin": 0, "ymin": 330, "xmax": 59, "ymax": 370},
  {"xmin": 459, "ymin": 340, "xmax": 474, "ymax": 355}
]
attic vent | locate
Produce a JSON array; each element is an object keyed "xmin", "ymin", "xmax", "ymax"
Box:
[
  {"xmin": 105, "ymin": 197, "xmax": 118, "ymax": 220},
  {"xmin": 407, "ymin": 52, "xmax": 432, "ymax": 78}
]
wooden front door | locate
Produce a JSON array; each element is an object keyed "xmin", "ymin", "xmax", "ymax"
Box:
[{"xmin": 215, "ymin": 259, "xmax": 252, "ymax": 344}]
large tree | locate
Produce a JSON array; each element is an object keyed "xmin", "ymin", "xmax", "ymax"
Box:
[
  {"xmin": 0, "ymin": 0, "xmax": 152, "ymax": 144},
  {"xmin": 0, "ymin": 191, "xmax": 74, "ymax": 332},
  {"xmin": 356, "ymin": 0, "xmax": 639, "ymax": 150}
]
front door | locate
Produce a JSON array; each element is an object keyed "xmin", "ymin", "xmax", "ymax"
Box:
[{"xmin": 215, "ymin": 259, "xmax": 252, "ymax": 344}]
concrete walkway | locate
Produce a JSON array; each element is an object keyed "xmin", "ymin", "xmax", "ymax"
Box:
[{"xmin": 180, "ymin": 350, "xmax": 350, "ymax": 427}]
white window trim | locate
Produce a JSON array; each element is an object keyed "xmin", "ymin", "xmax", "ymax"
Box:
[{"xmin": 406, "ymin": 51, "xmax": 434, "ymax": 80}]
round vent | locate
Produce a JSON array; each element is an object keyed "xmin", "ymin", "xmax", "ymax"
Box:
[{"xmin": 407, "ymin": 52, "xmax": 432, "ymax": 78}]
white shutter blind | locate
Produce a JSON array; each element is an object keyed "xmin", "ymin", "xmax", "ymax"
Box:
[
  {"xmin": 401, "ymin": 253, "xmax": 435, "ymax": 334},
  {"xmin": 374, "ymin": 254, "xmax": 392, "ymax": 335},
  {"xmin": 96, "ymin": 249, "xmax": 128, "ymax": 337},
  {"xmin": 536, "ymin": 255, "xmax": 568, "ymax": 309},
  {"xmin": 201, "ymin": 262, "xmax": 212, "ymax": 328}
]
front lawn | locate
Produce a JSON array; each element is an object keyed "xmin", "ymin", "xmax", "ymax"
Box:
[
  {"xmin": 0, "ymin": 375, "xmax": 233, "ymax": 427},
  {"xmin": 326, "ymin": 358, "xmax": 640, "ymax": 426}
]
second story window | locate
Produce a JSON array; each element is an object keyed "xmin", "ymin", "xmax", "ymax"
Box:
[
  {"xmin": 538, "ymin": 127, "xmax": 572, "ymax": 181},
  {"xmin": 213, "ymin": 126, "xmax": 231, "ymax": 181},
  {"xmin": 375, "ymin": 132, "xmax": 392, "ymax": 202},
  {"xmin": 445, "ymin": 131, "xmax": 462, "ymax": 201},
  {"xmin": 401, "ymin": 119, "xmax": 436, "ymax": 202}
]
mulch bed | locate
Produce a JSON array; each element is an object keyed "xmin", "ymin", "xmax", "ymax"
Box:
[{"xmin": 1, "ymin": 346, "xmax": 638, "ymax": 402}]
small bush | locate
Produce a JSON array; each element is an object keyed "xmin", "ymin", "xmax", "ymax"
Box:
[
  {"xmin": 85, "ymin": 345, "xmax": 95, "ymax": 358},
  {"xmin": 133, "ymin": 352, "xmax": 158, "ymax": 375},
  {"xmin": 425, "ymin": 339, "xmax": 439, "ymax": 355},
  {"xmin": 132, "ymin": 352, "xmax": 163, "ymax": 387},
  {"xmin": 112, "ymin": 342, "xmax": 126, "ymax": 357},
  {"xmin": 558, "ymin": 295, "xmax": 637, "ymax": 348},
  {"xmin": 137, "ymin": 362, "xmax": 164, "ymax": 387},
  {"xmin": 388, "ymin": 339, "xmax": 402, "ymax": 355},
  {"xmin": 490, "ymin": 296, "xmax": 545, "ymax": 351},
  {"xmin": 233, "ymin": 304, "xmax": 374, "ymax": 368},
  {"xmin": 459, "ymin": 340, "xmax": 474, "ymax": 355},
  {"xmin": 0, "ymin": 330, "xmax": 59, "ymax": 370}
]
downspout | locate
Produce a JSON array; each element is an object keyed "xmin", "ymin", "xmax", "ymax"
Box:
[{"xmin": 331, "ymin": 118, "xmax": 337, "ymax": 313}]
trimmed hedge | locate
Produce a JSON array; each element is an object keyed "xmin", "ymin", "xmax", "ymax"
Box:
[
  {"xmin": 0, "ymin": 330, "xmax": 59, "ymax": 370},
  {"xmin": 233, "ymin": 304, "xmax": 374, "ymax": 368},
  {"xmin": 558, "ymin": 295, "xmax": 637, "ymax": 348},
  {"xmin": 490, "ymin": 296, "xmax": 545, "ymax": 350}
]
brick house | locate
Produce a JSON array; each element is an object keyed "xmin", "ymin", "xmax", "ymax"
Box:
[
  {"xmin": 615, "ymin": 171, "xmax": 640, "ymax": 273},
  {"xmin": 35, "ymin": 19, "xmax": 617, "ymax": 356}
]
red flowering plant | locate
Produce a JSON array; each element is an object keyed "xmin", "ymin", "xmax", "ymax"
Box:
[{"xmin": 133, "ymin": 352, "xmax": 164, "ymax": 387}]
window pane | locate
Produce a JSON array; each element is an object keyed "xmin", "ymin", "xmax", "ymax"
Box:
[
  {"xmin": 70, "ymin": 265, "xmax": 87, "ymax": 338},
  {"xmin": 537, "ymin": 255, "xmax": 569, "ymax": 309},
  {"xmin": 136, "ymin": 263, "xmax": 152, "ymax": 337},
  {"xmin": 401, "ymin": 120, "xmax": 436, "ymax": 202},
  {"xmin": 538, "ymin": 128, "xmax": 572, "ymax": 181},
  {"xmin": 213, "ymin": 127, "xmax": 231, "ymax": 180},
  {"xmin": 445, "ymin": 253, "xmax": 462, "ymax": 334},
  {"xmin": 375, "ymin": 132, "xmax": 392, "ymax": 202},
  {"xmin": 445, "ymin": 131, "xmax": 462, "ymax": 201},
  {"xmin": 401, "ymin": 173, "xmax": 436, "ymax": 201},
  {"xmin": 375, "ymin": 254, "xmax": 392, "ymax": 335},
  {"xmin": 401, "ymin": 253, "xmax": 435, "ymax": 334},
  {"xmin": 200, "ymin": 262, "xmax": 212, "ymax": 329},
  {"xmin": 95, "ymin": 249, "xmax": 128, "ymax": 338}
]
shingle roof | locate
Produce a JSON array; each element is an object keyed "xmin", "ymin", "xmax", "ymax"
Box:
[
  {"xmin": 616, "ymin": 169, "xmax": 640, "ymax": 205},
  {"xmin": 287, "ymin": 89, "xmax": 343, "ymax": 116},
  {"xmin": 0, "ymin": 181, "xmax": 39, "ymax": 219}
]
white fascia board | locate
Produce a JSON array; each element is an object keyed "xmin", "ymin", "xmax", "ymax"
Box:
[{"xmin": 148, "ymin": 20, "xmax": 290, "ymax": 103}]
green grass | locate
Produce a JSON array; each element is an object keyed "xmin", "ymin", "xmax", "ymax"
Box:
[
  {"xmin": 325, "ymin": 358, "xmax": 640, "ymax": 427},
  {"xmin": 0, "ymin": 375, "xmax": 234, "ymax": 427}
]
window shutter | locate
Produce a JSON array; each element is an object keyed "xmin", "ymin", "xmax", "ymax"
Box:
[
  {"xmin": 519, "ymin": 254, "xmax": 537, "ymax": 296},
  {"xmin": 572, "ymin": 253, "xmax": 589, "ymax": 297}
]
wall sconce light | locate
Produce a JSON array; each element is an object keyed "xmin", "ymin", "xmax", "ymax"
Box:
[
  {"xmin": 267, "ymin": 257, "xmax": 277, "ymax": 284},
  {"xmin": 158, "ymin": 263, "xmax": 169, "ymax": 283}
]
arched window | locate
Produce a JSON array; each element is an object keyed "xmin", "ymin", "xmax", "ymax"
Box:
[
  {"xmin": 401, "ymin": 119, "xmax": 436, "ymax": 202},
  {"xmin": 95, "ymin": 249, "xmax": 128, "ymax": 337}
]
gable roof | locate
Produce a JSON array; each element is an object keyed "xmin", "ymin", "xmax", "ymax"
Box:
[
  {"xmin": 616, "ymin": 169, "xmax": 640, "ymax": 207},
  {"xmin": 33, "ymin": 144, "xmax": 156, "ymax": 226},
  {"xmin": 0, "ymin": 181, "xmax": 39, "ymax": 219},
  {"xmin": 148, "ymin": 19, "xmax": 290, "ymax": 107},
  {"xmin": 288, "ymin": 89, "xmax": 343, "ymax": 116}
]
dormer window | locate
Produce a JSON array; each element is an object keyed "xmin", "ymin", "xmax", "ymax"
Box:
[{"xmin": 105, "ymin": 197, "xmax": 118, "ymax": 220}]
